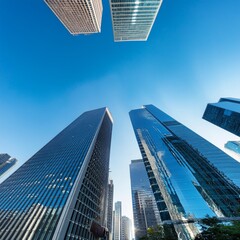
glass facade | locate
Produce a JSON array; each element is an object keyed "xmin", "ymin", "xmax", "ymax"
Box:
[
  {"xmin": 0, "ymin": 107, "xmax": 113, "ymax": 240},
  {"xmin": 129, "ymin": 105, "xmax": 240, "ymax": 240},
  {"xmin": 203, "ymin": 97, "xmax": 240, "ymax": 136},
  {"xmin": 130, "ymin": 159, "xmax": 160, "ymax": 239},
  {"xmin": 109, "ymin": 0, "xmax": 163, "ymax": 41}
]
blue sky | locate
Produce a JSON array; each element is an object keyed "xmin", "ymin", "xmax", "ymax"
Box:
[{"xmin": 0, "ymin": 0, "xmax": 240, "ymax": 220}]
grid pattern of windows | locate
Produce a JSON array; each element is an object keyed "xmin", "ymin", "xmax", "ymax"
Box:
[
  {"xmin": 65, "ymin": 113, "xmax": 112, "ymax": 240},
  {"xmin": 0, "ymin": 108, "xmax": 112, "ymax": 240},
  {"xmin": 109, "ymin": 0, "xmax": 162, "ymax": 41},
  {"xmin": 45, "ymin": 0, "xmax": 103, "ymax": 34},
  {"xmin": 129, "ymin": 105, "xmax": 240, "ymax": 239}
]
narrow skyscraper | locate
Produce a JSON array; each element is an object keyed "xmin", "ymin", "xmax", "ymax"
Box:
[
  {"xmin": 44, "ymin": 0, "xmax": 103, "ymax": 34},
  {"xmin": 0, "ymin": 107, "xmax": 113, "ymax": 239},
  {"xmin": 107, "ymin": 179, "xmax": 114, "ymax": 239},
  {"xmin": 203, "ymin": 97, "xmax": 240, "ymax": 136},
  {"xmin": 109, "ymin": 0, "xmax": 163, "ymax": 41},
  {"xmin": 130, "ymin": 159, "xmax": 160, "ymax": 239},
  {"xmin": 130, "ymin": 105, "xmax": 240, "ymax": 239},
  {"xmin": 114, "ymin": 201, "xmax": 122, "ymax": 240}
]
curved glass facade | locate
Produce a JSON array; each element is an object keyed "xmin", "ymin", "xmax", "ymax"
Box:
[{"xmin": 0, "ymin": 107, "xmax": 113, "ymax": 240}]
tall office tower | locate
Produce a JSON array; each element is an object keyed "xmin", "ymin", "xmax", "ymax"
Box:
[
  {"xmin": 114, "ymin": 201, "xmax": 122, "ymax": 240},
  {"xmin": 109, "ymin": 0, "xmax": 163, "ymax": 41},
  {"xmin": 225, "ymin": 141, "xmax": 240, "ymax": 155},
  {"xmin": 203, "ymin": 97, "xmax": 240, "ymax": 136},
  {"xmin": 107, "ymin": 179, "xmax": 114, "ymax": 239},
  {"xmin": 129, "ymin": 105, "xmax": 240, "ymax": 240},
  {"xmin": 44, "ymin": 0, "xmax": 103, "ymax": 35},
  {"xmin": 130, "ymin": 159, "xmax": 160, "ymax": 239},
  {"xmin": 121, "ymin": 216, "xmax": 131, "ymax": 240},
  {"xmin": 0, "ymin": 107, "xmax": 113, "ymax": 240},
  {"xmin": 0, "ymin": 154, "xmax": 17, "ymax": 177}
]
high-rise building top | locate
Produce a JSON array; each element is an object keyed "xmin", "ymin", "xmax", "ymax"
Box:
[
  {"xmin": 109, "ymin": 0, "xmax": 163, "ymax": 41},
  {"xmin": 44, "ymin": 0, "xmax": 103, "ymax": 34},
  {"xmin": 130, "ymin": 104, "xmax": 240, "ymax": 239},
  {"xmin": 0, "ymin": 153, "xmax": 11, "ymax": 165},
  {"xmin": 203, "ymin": 97, "xmax": 240, "ymax": 136},
  {"xmin": 130, "ymin": 159, "xmax": 160, "ymax": 239},
  {"xmin": 225, "ymin": 141, "xmax": 240, "ymax": 155},
  {"xmin": 0, "ymin": 107, "xmax": 113, "ymax": 240},
  {"xmin": 0, "ymin": 154, "xmax": 17, "ymax": 177}
]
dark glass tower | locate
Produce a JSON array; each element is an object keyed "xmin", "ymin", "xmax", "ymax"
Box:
[
  {"xmin": 130, "ymin": 159, "xmax": 160, "ymax": 240},
  {"xmin": 0, "ymin": 107, "xmax": 113, "ymax": 240},
  {"xmin": 203, "ymin": 97, "xmax": 240, "ymax": 136},
  {"xmin": 129, "ymin": 105, "xmax": 240, "ymax": 240},
  {"xmin": 107, "ymin": 179, "xmax": 114, "ymax": 239},
  {"xmin": 0, "ymin": 154, "xmax": 17, "ymax": 177}
]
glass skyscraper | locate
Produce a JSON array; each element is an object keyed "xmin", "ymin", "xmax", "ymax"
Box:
[
  {"xmin": 203, "ymin": 97, "xmax": 240, "ymax": 136},
  {"xmin": 130, "ymin": 159, "xmax": 160, "ymax": 239},
  {"xmin": 129, "ymin": 104, "xmax": 240, "ymax": 239},
  {"xmin": 109, "ymin": 0, "xmax": 163, "ymax": 41},
  {"xmin": 0, "ymin": 107, "xmax": 113, "ymax": 240}
]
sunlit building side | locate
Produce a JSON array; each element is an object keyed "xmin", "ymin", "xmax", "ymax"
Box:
[
  {"xmin": 109, "ymin": 0, "xmax": 163, "ymax": 41},
  {"xmin": 130, "ymin": 104, "xmax": 240, "ymax": 240},
  {"xmin": 44, "ymin": 0, "xmax": 103, "ymax": 34}
]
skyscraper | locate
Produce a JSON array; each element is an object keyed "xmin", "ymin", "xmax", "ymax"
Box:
[
  {"xmin": 121, "ymin": 216, "xmax": 131, "ymax": 240},
  {"xmin": 203, "ymin": 97, "xmax": 240, "ymax": 136},
  {"xmin": 0, "ymin": 154, "xmax": 17, "ymax": 177},
  {"xmin": 107, "ymin": 179, "xmax": 114, "ymax": 239},
  {"xmin": 130, "ymin": 159, "xmax": 160, "ymax": 239},
  {"xmin": 44, "ymin": 0, "xmax": 103, "ymax": 35},
  {"xmin": 114, "ymin": 201, "xmax": 122, "ymax": 240},
  {"xmin": 109, "ymin": 0, "xmax": 163, "ymax": 41},
  {"xmin": 0, "ymin": 107, "xmax": 113, "ymax": 240},
  {"xmin": 130, "ymin": 104, "xmax": 240, "ymax": 239}
]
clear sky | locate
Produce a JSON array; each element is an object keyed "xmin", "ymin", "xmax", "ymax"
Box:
[{"xmin": 0, "ymin": 0, "xmax": 240, "ymax": 223}]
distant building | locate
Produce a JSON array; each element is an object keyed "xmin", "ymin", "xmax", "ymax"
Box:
[
  {"xmin": 0, "ymin": 154, "xmax": 17, "ymax": 177},
  {"xmin": 203, "ymin": 97, "xmax": 240, "ymax": 136},
  {"xmin": 45, "ymin": 0, "xmax": 103, "ymax": 34},
  {"xmin": 109, "ymin": 0, "xmax": 163, "ymax": 41},
  {"xmin": 225, "ymin": 141, "xmax": 240, "ymax": 155},
  {"xmin": 121, "ymin": 216, "xmax": 131, "ymax": 240},
  {"xmin": 114, "ymin": 201, "xmax": 122, "ymax": 240},
  {"xmin": 130, "ymin": 159, "xmax": 160, "ymax": 239},
  {"xmin": 130, "ymin": 104, "xmax": 240, "ymax": 239},
  {"xmin": 107, "ymin": 179, "xmax": 114, "ymax": 239},
  {"xmin": 0, "ymin": 107, "xmax": 113, "ymax": 239}
]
